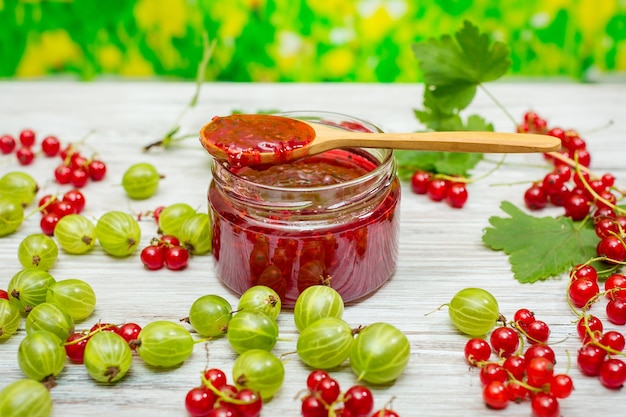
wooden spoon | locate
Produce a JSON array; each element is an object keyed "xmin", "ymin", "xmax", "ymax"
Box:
[{"xmin": 200, "ymin": 114, "xmax": 561, "ymax": 167}]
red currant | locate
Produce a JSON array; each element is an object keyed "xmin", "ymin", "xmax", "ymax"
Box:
[
  {"xmin": 306, "ymin": 370, "xmax": 330, "ymax": 392},
  {"xmin": 90, "ymin": 323, "xmax": 120, "ymax": 334},
  {"xmin": 54, "ymin": 165, "xmax": 72, "ymax": 184},
  {"xmin": 301, "ymin": 395, "xmax": 327, "ymax": 417},
  {"xmin": 41, "ymin": 135, "xmax": 61, "ymax": 157},
  {"xmin": 482, "ymin": 380, "xmax": 508, "ymax": 410},
  {"xmin": 553, "ymin": 164, "xmax": 572, "ymax": 182},
  {"xmin": 549, "ymin": 374, "xmax": 573, "ymax": 399},
  {"xmin": 16, "ymin": 147, "xmax": 35, "ymax": 165},
  {"xmin": 542, "ymin": 172, "xmax": 565, "ymax": 195},
  {"xmin": 531, "ymin": 392, "xmax": 559, "ymax": 417},
  {"xmin": 597, "ymin": 235, "xmax": 626, "ymax": 263},
  {"xmin": 65, "ymin": 332, "xmax": 89, "ymax": 364},
  {"xmin": 606, "ymin": 297, "xmax": 626, "ymax": 325},
  {"xmin": 524, "ymin": 183, "xmax": 548, "ymax": 210},
  {"xmin": 410, "ymin": 170, "xmax": 431, "ymax": 194},
  {"xmin": 426, "ymin": 178, "xmax": 448, "ymax": 202},
  {"xmin": 153, "ymin": 206, "xmax": 165, "ymax": 223},
  {"xmin": 159, "ymin": 235, "xmax": 181, "ymax": 248},
  {"xmin": 234, "ymin": 388, "xmax": 262, "ymax": 417},
  {"xmin": 19, "ymin": 129, "xmax": 36, "ymax": 146},
  {"xmin": 479, "ymin": 363, "xmax": 508, "ymax": 385},
  {"xmin": 502, "ymin": 355, "xmax": 526, "ymax": 380},
  {"xmin": 63, "ymin": 189, "xmax": 86, "ymax": 213},
  {"xmin": 185, "ymin": 387, "xmax": 217, "ymax": 417},
  {"xmin": 547, "ymin": 127, "xmax": 566, "ymax": 140},
  {"xmin": 343, "ymin": 385, "xmax": 374, "ymax": 417},
  {"xmin": 574, "ymin": 148, "xmax": 591, "ymax": 167},
  {"xmin": 70, "ymin": 168, "xmax": 90, "ymax": 188},
  {"xmin": 605, "ymin": 273, "xmax": 626, "ymax": 300},
  {"xmin": 69, "ymin": 152, "xmax": 87, "ymax": 169},
  {"xmin": 38, "ymin": 194, "xmax": 59, "ymax": 216},
  {"xmin": 524, "ymin": 344, "xmax": 555, "ymax": 364},
  {"xmin": 568, "ymin": 278, "xmax": 599, "ymax": 308},
  {"xmin": 88, "ymin": 159, "xmax": 107, "ymax": 181},
  {"xmin": 593, "ymin": 206, "xmax": 616, "ymax": 220},
  {"xmin": 563, "ymin": 193, "xmax": 590, "ymax": 220},
  {"xmin": 445, "ymin": 182, "xmax": 468, "ymax": 208},
  {"xmin": 525, "ymin": 356, "xmax": 554, "ymax": 388},
  {"xmin": 575, "ymin": 315, "xmax": 603, "ymax": 340},
  {"xmin": 464, "ymin": 337, "xmax": 491, "ymax": 365},
  {"xmin": 599, "ymin": 358, "xmax": 626, "ymax": 389},
  {"xmin": 40, "ymin": 213, "xmax": 60, "ymax": 235},
  {"xmin": 310, "ymin": 376, "xmax": 340, "ymax": 404},
  {"xmin": 164, "ymin": 246, "xmax": 189, "ymax": 270},
  {"xmin": 140, "ymin": 245, "xmax": 166, "ymax": 270},
  {"xmin": 54, "ymin": 200, "xmax": 77, "ymax": 218},
  {"xmin": 218, "ymin": 384, "xmax": 238, "ymax": 399},
  {"xmin": 601, "ymin": 173, "xmax": 616, "ymax": 188},
  {"xmin": 573, "ymin": 170, "xmax": 590, "ymax": 188},
  {"xmin": 513, "ymin": 308, "xmax": 535, "ymax": 328},
  {"xmin": 118, "ymin": 322, "xmax": 142, "ymax": 345},
  {"xmin": 600, "ymin": 330, "xmax": 625, "ymax": 353},
  {"xmin": 577, "ymin": 344, "xmax": 607, "ymax": 376},
  {"xmin": 0, "ymin": 134, "xmax": 16, "ymax": 154},
  {"xmin": 489, "ymin": 326, "xmax": 519, "ymax": 358},
  {"xmin": 204, "ymin": 368, "xmax": 228, "ymax": 390},
  {"xmin": 506, "ymin": 381, "xmax": 530, "ymax": 402},
  {"xmin": 525, "ymin": 320, "xmax": 550, "ymax": 345},
  {"xmin": 570, "ymin": 264, "xmax": 598, "ymax": 282}
]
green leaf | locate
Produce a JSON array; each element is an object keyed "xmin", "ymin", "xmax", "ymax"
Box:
[
  {"xmin": 412, "ymin": 20, "xmax": 511, "ymax": 120},
  {"xmin": 412, "ymin": 20, "xmax": 511, "ymax": 87},
  {"xmin": 482, "ymin": 201, "xmax": 600, "ymax": 283},
  {"xmin": 395, "ymin": 150, "xmax": 483, "ymax": 179},
  {"xmin": 396, "ymin": 112, "xmax": 490, "ymax": 179}
]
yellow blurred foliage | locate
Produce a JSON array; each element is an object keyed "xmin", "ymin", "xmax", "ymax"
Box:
[
  {"xmin": 133, "ymin": 0, "xmax": 188, "ymax": 37},
  {"xmin": 16, "ymin": 30, "xmax": 82, "ymax": 76}
]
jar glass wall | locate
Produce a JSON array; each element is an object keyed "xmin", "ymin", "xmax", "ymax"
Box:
[{"xmin": 208, "ymin": 111, "xmax": 401, "ymax": 307}]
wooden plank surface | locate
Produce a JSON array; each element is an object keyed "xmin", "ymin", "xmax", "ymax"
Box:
[{"xmin": 1, "ymin": 81, "xmax": 625, "ymax": 416}]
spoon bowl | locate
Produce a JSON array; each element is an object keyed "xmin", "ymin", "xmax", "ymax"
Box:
[{"xmin": 199, "ymin": 114, "xmax": 562, "ymax": 167}]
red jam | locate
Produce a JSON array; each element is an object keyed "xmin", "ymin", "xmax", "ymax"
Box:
[
  {"xmin": 200, "ymin": 114, "xmax": 316, "ymax": 168},
  {"xmin": 208, "ymin": 143, "xmax": 401, "ymax": 307}
]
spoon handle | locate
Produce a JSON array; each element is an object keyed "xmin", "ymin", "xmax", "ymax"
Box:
[{"xmin": 313, "ymin": 130, "xmax": 561, "ymax": 154}]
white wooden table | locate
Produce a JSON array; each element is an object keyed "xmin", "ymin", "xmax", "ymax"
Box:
[{"xmin": 1, "ymin": 81, "xmax": 625, "ymax": 416}]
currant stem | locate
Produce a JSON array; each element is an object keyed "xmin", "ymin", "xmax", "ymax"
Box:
[
  {"xmin": 478, "ymin": 84, "xmax": 518, "ymax": 127},
  {"xmin": 144, "ymin": 32, "xmax": 216, "ymax": 152},
  {"xmin": 200, "ymin": 374, "xmax": 257, "ymax": 406}
]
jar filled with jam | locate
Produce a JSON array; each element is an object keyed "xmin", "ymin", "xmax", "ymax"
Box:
[{"xmin": 207, "ymin": 111, "xmax": 400, "ymax": 307}]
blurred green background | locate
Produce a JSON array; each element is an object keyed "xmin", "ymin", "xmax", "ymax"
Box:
[{"xmin": 1, "ymin": 0, "xmax": 625, "ymax": 82}]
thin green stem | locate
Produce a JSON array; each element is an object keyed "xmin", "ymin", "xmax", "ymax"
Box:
[
  {"xmin": 144, "ymin": 31, "xmax": 216, "ymax": 152},
  {"xmin": 478, "ymin": 84, "xmax": 518, "ymax": 127}
]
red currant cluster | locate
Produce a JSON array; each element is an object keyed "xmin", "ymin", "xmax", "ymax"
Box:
[
  {"xmin": 1, "ymin": 129, "xmax": 47, "ymax": 165},
  {"xmin": 520, "ymin": 111, "xmax": 626, "ymax": 263},
  {"xmin": 595, "ymin": 213, "xmax": 626, "ymax": 264},
  {"xmin": 185, "ymin": 367, "xmax": 262, "ymax": 417},
  {"xmin": 65, "ymin": 322, "xmax": 142, "ymax": 364},
  {"xmin": 140, "ymin": 235, "xmax": 190, "ymax": 271},
  {"xmin": 2, "ymin": 130, "xmax": 107, "ymax": 185},
  {"xmin": 38, "ymin": 189, "xmax": 87, "ymax": 235},
  {"xmin": 567, "ymin": 264, "xmax": 626, "ymax": 388},
  {"xmin": 300, "ymin": 369, "xmax": 399, "ymax": 417},
  {"xmin": 410, "ymin": 171, "xmax": 469, "ymax": 208},
  {"xmin": 520, "ymin": 111, "xmax": 622, "ymax": 217},
  {"xmin": 53, "ymin": 144, "xmax": 107, "ymax": 188},
  {"xmin": 464, "ymin": 309, "xmax": 571, "ymax": 417}
]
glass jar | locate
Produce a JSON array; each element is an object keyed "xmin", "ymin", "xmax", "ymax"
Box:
[{"xmin": 208, "ymin": 111, "xmax": 401, "ymax": 307}]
